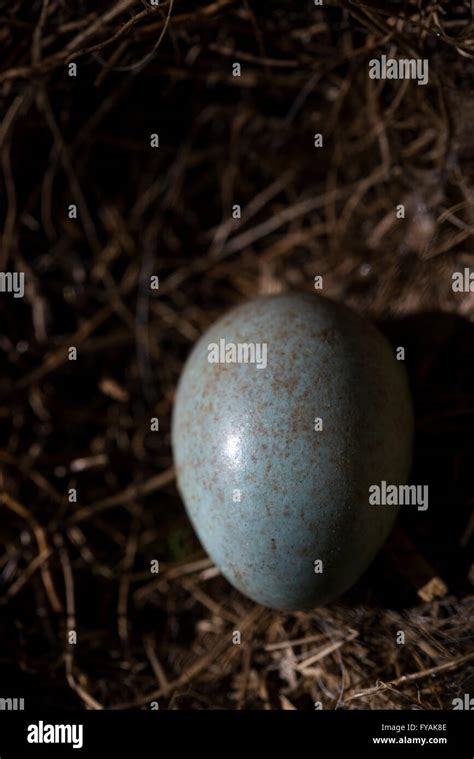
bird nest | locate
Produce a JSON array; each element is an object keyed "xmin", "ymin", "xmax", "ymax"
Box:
[{"xmin": 0, "ymin": 0, "xmax": 473, "ymax": 710}]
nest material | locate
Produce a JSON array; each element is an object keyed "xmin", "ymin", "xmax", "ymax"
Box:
[{"xmin": 0, "ymin": 0, "xmax": 473, "ymax": 709}]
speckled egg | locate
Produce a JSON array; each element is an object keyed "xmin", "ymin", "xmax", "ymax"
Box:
[{"xmin": 171, "ymin": 293, "xmax": 413, "ymax": 611}]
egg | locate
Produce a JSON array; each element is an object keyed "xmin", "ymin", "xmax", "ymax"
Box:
[{"xmin": 171, "ymin": 294, "xmax": 413, "ymax": 611}]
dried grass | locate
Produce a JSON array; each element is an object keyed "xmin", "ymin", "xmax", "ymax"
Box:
[{"xmin": 0, "ymin": 0, "xmax": 473, "ymax": 709}]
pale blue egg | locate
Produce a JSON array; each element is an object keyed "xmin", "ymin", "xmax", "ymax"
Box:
[{"xmin": 172, "ymin": 294, "xmax": 413, "ymax": 610}]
